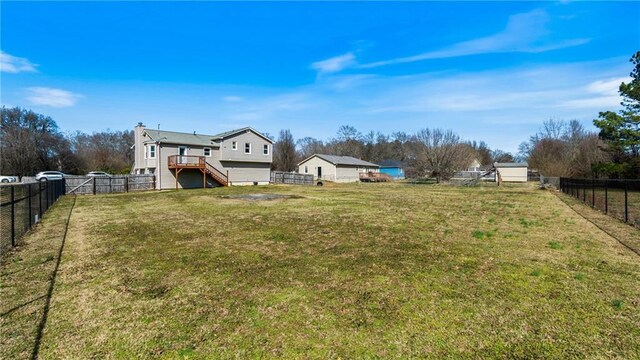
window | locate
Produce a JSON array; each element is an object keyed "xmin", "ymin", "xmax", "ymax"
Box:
[
  {"xmin": 304, "ymin": 166, "xmax": 308, "ymax": 174},
  {"xmin": 204, "ymin": 147, "xmax": 211, "ymax": 157},
  {"xmin": 232, "ymin": 141, "xmax": 237, "ymax": 150},
  {"xmin": 149, "ymin": 144, "xmax": 156, "ymax": 159},
  {"xmin": 245, "ymin": 142, "xmax": 251, "ymax": 154},
  {"xmin": 263, "ymin": 144, "xmax": 269, "ymax": 155}
]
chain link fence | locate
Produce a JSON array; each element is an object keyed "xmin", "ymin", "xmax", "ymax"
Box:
[
  {"xmin": 0, "ymin": 180, "xmax": 66, "ymax": 256},
  {"xmin": 560, "ymin": 177, "xmax": 640, "ymax": 228}
]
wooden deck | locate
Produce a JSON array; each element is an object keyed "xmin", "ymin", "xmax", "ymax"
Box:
[
  {"xmin": 359, "ymin": 172, "xmax": 392, "ymax": 182},
  {"xmin": 167, "ymin": 155, "xmax": 228, "ymax": 188}
]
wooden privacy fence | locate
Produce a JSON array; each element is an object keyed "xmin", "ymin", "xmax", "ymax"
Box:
[
  {"xmin": 270, "ymin": 172, "xmax": 314, "ymax": 185},
  {"xmin": 65, "ymin": 175, "xmax": 156, "ymax": 194}
]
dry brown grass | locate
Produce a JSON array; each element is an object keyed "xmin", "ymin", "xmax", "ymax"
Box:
[{"xmin": 1, "ymin": 183, "xmax": 639, "ymax": 358}]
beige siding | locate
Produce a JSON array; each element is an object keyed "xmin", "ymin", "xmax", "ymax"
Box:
[
  {"xmin": 222, "ymin": 161, "xmax": 271, "ymax": 185},
  {"xmin": 497, "ymin": 166, "xmax": 527, "ymax": 182},
  {"xmin": 297, "ymin": 156, "xmax": 337, "ymax": 181},
  {"xmin": 133, "ymin": 126, "xmax": 273, "ymax": 188},
  {"xmin": 219, "ymin": 130, "xmax": 272, "ymax": 163},
  {"xmin": 133, "ymin": 124, "xmax": 145, "ymax": 173},
  {"xmin": 155, "ymin": 143, "xmax": 221, "ymax": 189},
  {"xmin": 335, "ymin": 165, "xmax": 379, "ymax": 183}
]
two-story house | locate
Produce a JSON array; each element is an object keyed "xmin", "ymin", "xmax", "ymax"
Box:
[{"xmin": 132, "ymin": 123, "xmax": 273, "ymax": 189}]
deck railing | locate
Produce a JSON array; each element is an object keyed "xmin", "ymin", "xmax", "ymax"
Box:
[
  {"xmin": 167, "ymin": 155, "xmax": 205, "ymax": 168},
  {"xmin": 359, "ymin": 172, "xmax": 392, "ymax": 182}
]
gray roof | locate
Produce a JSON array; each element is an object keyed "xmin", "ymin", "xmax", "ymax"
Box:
[
  {"xmin": 143, "ymin": 127, "xmax": 273, "ymax": 146},
  {"xmin": 494, "ymin": 162, "xmax": 528, "ymax": 168},
  {"xmin": 144, "ymin": 129, "xmax": 217, "ymax": 147},
  {"xmin": 211, "ymin": 127, "xmax": 274, "ymax": 143},
  {"xmin": 300, "ymin": 154, "xmax": 379, "ymax": 167},
  {"xmin": 379, "ymin": 159, "xmax": 405, "ymax": 168}
]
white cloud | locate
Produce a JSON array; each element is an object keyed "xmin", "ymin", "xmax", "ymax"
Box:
[
  {"xmin": 310, "ymin": 52, "xmax": 356, "ymax": 74},
  {"xmin": 586, "ymin": 77, "xmax": 629, "ymax": 95},
  {"xmin": 222, "ymin": 95, "xmax": 244, "ymax": 102},
  {"xmin": 26, "ymin": 87, "xmax": 83, "ymax": 107},
  {"xmin": 557, "ymin": 76, "xmax": 630, "ymax": 109},
  {"xmin": 0, "ymin": 51, "xmax": 38, "ymax": 73},
  {"xmin": 357, "ymin": 9, "xmax": 589, "ymax": 69}
]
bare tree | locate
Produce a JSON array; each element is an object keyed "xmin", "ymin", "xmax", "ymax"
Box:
[
  {"xmin": 71, "ymin": 130, "xmax": 134, "ymax": 173},
  {"xmin": 491, "ymin": 149, "xmax": 515, "ymax": 163},
  {"xmin": 568, "ymin": 134, "xmax": 611, "ymax": 177},
  {"xmin": 520, "ymin": 118, "xmax": 608, "ymax": 177},
  {"xmin": 272, "ymin": 129, "xmax": 297, "ymax": 171},
  {"xmin": 297, "ymin": 137, "xmax": 326, "ymax": 159},
  {"xmin": 411, "ymin": 128, "xmax": 475, "ymax": 183},
  {"xmin": 1, "ymin": 106, "xmax": 80, "ymax": 176},
  {"xmin": 528, "ymin": 138, "xmax": 571, "ymax": 176}
]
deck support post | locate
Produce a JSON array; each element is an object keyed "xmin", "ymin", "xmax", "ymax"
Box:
[{"xmin": 175, "ymin": 168, "xmax": 183, "ymax": 190}]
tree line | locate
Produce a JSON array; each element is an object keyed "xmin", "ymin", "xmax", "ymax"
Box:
[
  {"xmin": 273, "ymin": 126, "xmax": 515, "ymax": 182},
  {"xmin": 273, "ymin": 51, "xmax": 640, "ymax": 180},
  {"xmin": 3, "ymin": 51, "xmax": 638, "ymax": 180},
  {"xmin": 1, "ymin": 106, "xmax": 133, "ymax": 177}
]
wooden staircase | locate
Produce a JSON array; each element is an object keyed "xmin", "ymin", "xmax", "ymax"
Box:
[
  {"xmin": 205, "ymin": 161, "xmax": 228, "ymax": 186},
  {"xmin": 167, "ymin": 155, "xmax": 228, "ymax": 188}
]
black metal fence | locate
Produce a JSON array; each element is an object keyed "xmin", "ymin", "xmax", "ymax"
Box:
[
  {"xmin": 0, "ymin": 180, "xmax": 66, "ymax": 255},
  {"xmin": 560, "ymin": 177, "xmax": 640, "ymax": 227}
]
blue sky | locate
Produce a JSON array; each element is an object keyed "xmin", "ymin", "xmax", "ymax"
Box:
[{"xmin": 1, "ymin": 1, "xmax": 638, "ymax": 153}]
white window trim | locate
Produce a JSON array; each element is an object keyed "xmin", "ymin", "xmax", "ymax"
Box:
[
  {"xmin": 245, "ymin": 142, "xmax": 251, "ymax": 154},
  {"xmin": 149, "ymin": 144, "xmax": 156, "ymax": 159},
  {"xmin": 204, "ymin": 147, "xmax": 211, "ymax": 157},
  {"xmin": 263, "ymin": 144, "xmax": 269, "ymax": 155},
  {"xmin": 232, "ymin": 141, "xmax": 238, "ymax": 150}
]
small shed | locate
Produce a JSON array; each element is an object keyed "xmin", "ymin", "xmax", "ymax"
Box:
[
  {"xmin": 494, "ymin": 162, "xmax": 528, "ymax": 183},
  {"xmin": 379, "ymin": 160, "xmax": 405, "ymax": 179},
  {"xmin": 297, "ymin": 154, "xmax": 379, "ymax": 183}
]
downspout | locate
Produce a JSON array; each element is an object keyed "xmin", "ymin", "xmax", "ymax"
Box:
[{"xmin": 157, "ymin": 141, "xmax": 161, "ymax": 190}]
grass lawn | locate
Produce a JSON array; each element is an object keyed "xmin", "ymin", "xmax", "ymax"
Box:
[{"xmin": 1, "ymin": 183, "xmax": 639, "ymax": 358}]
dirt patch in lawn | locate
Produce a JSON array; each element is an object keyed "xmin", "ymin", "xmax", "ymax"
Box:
[{"xmin": 222, "ymin": 193, "xmax": 304, "ymax": 201}]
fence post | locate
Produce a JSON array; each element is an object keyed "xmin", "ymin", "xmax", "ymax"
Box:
[
  {"xmin": 10, "ymin": 186, "xmax": 15, "ymax": 247},
  {"xmin": 591, "ymin": 178, "xmax": 595, "ymax": 208},
  {"xmin": 39, "ymin": 182, "xmax": 43, "ymax": 217},
  {"xmin": 604, "ymin": 180, "xmax": 608, "ymax": 214},
  {"xmin": 125, "ymin": 176, "xmax": 129, "ymax": 193},
  {"xmin": 624, "ymin": 180, "xmax": 628, "ymax": 223},
  {"xmin": 28, "ymin": 184, "xmax": 32, "ymax": 227},
  {"xmin": 152, "ymin": 175, "xmax": 156, "ymax": 190},
  {"xmin": 45, "ymin": 181, "xmax": 49, "ymax": 210}
]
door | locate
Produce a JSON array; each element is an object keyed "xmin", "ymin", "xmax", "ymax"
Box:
[
  {"xmin": 317, "ymin": 166, "xmax": 322, "ymax": 178},
  {"xmin": 179, "ymin": 146, "xmax": 187, "ymax": 164}
]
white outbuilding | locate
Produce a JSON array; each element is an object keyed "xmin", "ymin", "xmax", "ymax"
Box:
[
  {"xmin": 494, "ymin": 162, "xmax": 528, "ymax": 183},
  {"xmin": 297, "ymin": 154, "xmax": 380, "ymax": 183}
]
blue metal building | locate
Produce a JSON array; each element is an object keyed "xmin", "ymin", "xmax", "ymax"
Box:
[{"xmin": 378, "ymin": 160, "xmax": 405, "ymax": 179}]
